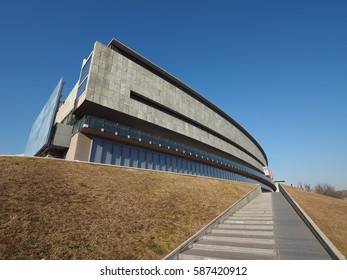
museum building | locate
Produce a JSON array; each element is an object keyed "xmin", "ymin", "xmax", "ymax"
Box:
[{"xmin": 25, "ymin": 39, "xmax": 276, "ymax": 192}]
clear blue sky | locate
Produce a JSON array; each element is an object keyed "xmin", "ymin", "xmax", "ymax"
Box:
[{"xmin": 0, "ymin": 0, "xmax": 346, "ymax": 189}]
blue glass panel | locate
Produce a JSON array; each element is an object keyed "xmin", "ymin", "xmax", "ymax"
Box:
[
  {"xmin": 76, "ymin": 55, "xmax": 92, "ymax": 99},
  {"xmin": 102, "ymin": 142, "xmax": 113, "ymax": 164},
  {"xmin": 182, "ymin": 159, "xmax": 187, "ymax": 174},
  {"xmin": 195, "ymin": 162, "xmax": 200, "ymax": 175},
  {"xmin": 77, "ymin": 78, "xmax": 87, "ymax": 98},
  {"xmin": 122, "ymin": 146, "xmax": 130, "ymax": 166},
  {"xmin": 187, "ymin": 160, "xmax": 192, "ymax": 174},
  {"xmin": 146, "ymin": 151, "xmax": 153, "ymax": 169},
  {"xmin": 113, "ymin": 144, "xmax": 122, "ymax": 165},
  {"xmin": 130, "ymin": 148, "xmax": 139, "ymax": 168},
  {"xmin": 104, "ymin": 120, "xmax": 116, "ymax": 133},
  {"xmin": 212, "ymin": 167, "xmax": 217, "ymax": 177},
  {"xmin": 177, "ymin": 157, "xmax": 182, "ymax": 173},
  {"xmin": 198, "ymin": 163, "xmax": 203, "ymax": 176},
  {"xmin": 204, "ymin": 164, "xmax": 208, "ymax": 176},
  {"xmin": 90, "ymin": 139, "xmax": 103, "ymax": 163},
  {"xmin": 80, "ymin": 55, "xmax": 92, "ymax": 83},
  {"xmin": 160, "ymin": 154, "xmax": 166, "ymax": 171},
  {"xmin": 83, "ymin": 117, "xmax": 274, "ymax": 185},
  {"xmin": 153, "ymin": 153, "xmax": 160, "ymax": 170},
  {"xmin": 166, "ymin": 155, "xmax": 172, "ymax": 171},
  {"xmin": 89, "ymin": 117, "xmax": 103, "ymax": 130},
  {"xmin": 139, "ymin": 150, "xmax": 146, "ymax": 168},
  {"xmin": 116, "ymin": 124, "xmax": 129, "ymax": 136},
  {"xmin": 192, "ymin": 161, "xmax": 196, "ymax": 175},
  {"xmin": 25, "ymin": 78, "xmax": 64, "ymax": 156},
  {"xmin": 129, "ymin": 128, "xmax": 140, "ymax": 139},
  {"xmin": 172, "ymin": 157, "xmax": 177, "ymax": 172},
  {"xmin": 222, "ymin": 169, "xmax": 226, "ymax": 180}
]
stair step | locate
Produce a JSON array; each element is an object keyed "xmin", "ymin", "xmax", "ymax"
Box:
[
  {"xmin": 178, "ymin": 249, "xmax": 276, "ymax": 260},
  {"xmin": 225, "ymin": 220, "xmax": 274, "ymax": 225},
  {"xmin": 230, "ymin": 216, "xmax": 273, "ymax": 220},
  {"xmin": 193, "ymin": 243, "xmax": 276, "ymax": 256},
  {"xmin": 217, "ymin": 224, "xmax": 274, "ymax": 230},
  {"xmin": 203, "ymin": 235, "xmax": 276, "ymax": 245},
  {"xmin": 212, "ymin": 229, "xmax": 274, "ymax": 237}
]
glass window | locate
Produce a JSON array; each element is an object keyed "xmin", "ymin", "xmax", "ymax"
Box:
[
  {"xmin": 182, "ymin": 159, "xmax": 187, "ymax": 174},
  {"xmin": 146, "ymin": 151, "xmax": 153, "ymax": 169},
  {"xmin": 102, "ymin": 142, "xmax": 113, "ymax": 164},
  {"xmin": 153, "ymin": 153, "xmax": 160, "ymax": 170},
  {"xmin": 87, "ymin": 136, "xmax": 267, "ymax": 187},
  {"xmin": 166, "ymin": 155, "xmax": 172, "ymax": 172},
  {"xmin": 160, "ymin": 154, "xmax": 166, "ymax": 171},
  {"xmin": 90, "ymin": 117, "xmax": 104, "ymax": 130},
  {"xmin": 211, "ymin": 166, "xmax": 217, "ymax": 177},
  {"xmin": 203, "ymin": 164, "xmax": 208, "ymax": 176},
  {"xmin": 80, "ymin": 55, "xmax": 92, "ymax": 83},
  {"xmin": 172, "ymin": 156, "xmax": 177, "ymax": 172},
  {"xmin": 83, "ymin": 117, "xmax": 276, "ymax": 184},
  {"xmin": 139, "ymin": 149, "xmax": 146, "ymax": 168},
  {"xmin": 122, "ymin": 146, "xmax": 130, "ymax": 167},
  {"xmin": 113, "ymin": 144, "xmax": 122, "ymax": 166},
  {"xmin": 129, "ymin": 128, "xmax": 140, "ymax": 139},
  {"xmin": 90, "ymin": 139, "xmax": 103, "ymax": 163},
  {"xmin": 187, "ymin": 160, "xmax": 192, "ymax": 174},
  {"xmin": 192, "ymin": 161, "xmax": 196, "ymax": 175},
  {"xmin": 104, "ymin": 120, "xmax": 116, "ymax": 133},
  {"xmin": 177, "ymin": 157, "xmax": 182, "ymax": 173},
  {"xmin": 130, "ymin": 148, "xmax": 139, "ymax": 168}
]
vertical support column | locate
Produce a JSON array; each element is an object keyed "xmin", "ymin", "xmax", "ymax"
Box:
[{"xmin": 65, "ymin": 132, "xmax": 92, "ymax": 162}]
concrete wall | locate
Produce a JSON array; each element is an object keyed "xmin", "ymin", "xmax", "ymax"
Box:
[
  {"xmin": 56, "ymin": 82, "xmax": 79, "ymax": 124},
  {"xmin": 65, "ymin": 132, "xmax": 92, "ymax": 161},
  {"xmin": 85, "ymin": 41, "xmax": 266, "ymax": 171}
]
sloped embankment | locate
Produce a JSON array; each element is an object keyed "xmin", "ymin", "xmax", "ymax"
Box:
[
  {"xmin": 284, "ymin": 185, "xmax": 347, "ymax": 258},
  {"xmin": 0, "ymin": 156, "xmax": 255, "ymax": 260}
]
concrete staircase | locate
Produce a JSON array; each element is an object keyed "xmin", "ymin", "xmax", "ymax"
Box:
[{"xmin": 178, "ymin": 193, "xmax": 277, "ymax": 260}]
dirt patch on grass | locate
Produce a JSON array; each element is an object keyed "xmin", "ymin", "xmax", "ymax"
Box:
[
  {"xmin": 284, "ymin": 185, "xmax": 347, "ymax": 258},
  {"xmin": 0, "ymin": 156, "xmax": 255, "ymax": 259}
]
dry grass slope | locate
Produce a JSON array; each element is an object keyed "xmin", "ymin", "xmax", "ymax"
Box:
[
  {"xmin": 0, "ymin": 156, "xmax": 255, "ymax": 260},
  {"xmin": 284, "ymin": 185, "xmax": 347, "ymax": 258}
]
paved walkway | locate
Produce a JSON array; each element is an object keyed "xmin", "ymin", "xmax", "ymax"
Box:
[
  {"xmin": 178, "ymin": 193, "xmax": 332, "ymax": 260},
  {"xmin": 272, "ymin": 192, "xmax": 331, "ymax": 259}
]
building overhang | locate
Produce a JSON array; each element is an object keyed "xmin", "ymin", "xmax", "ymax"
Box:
[{"xmin": 107, "ymin": 38, "xmax": 268, "ymax": 165}]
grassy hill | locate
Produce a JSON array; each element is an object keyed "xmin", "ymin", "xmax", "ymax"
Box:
[
  {"xmin": 0, "ymin": 156, "xmax": 255, "ymax": 260},
  {"xmin": 284, "ymin": 185, "xmax": 347, "ymax": 258}
]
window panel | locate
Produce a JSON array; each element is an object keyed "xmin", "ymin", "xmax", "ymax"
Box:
[
  {"xmin": 146, "ymin": 151, "xmax": 153, "ymax": 169},
  {"xmin": 166, "ymin": 155, "xmax": 172, "ymax": 172},
  {"xmin": 91, "ymin": 139, "xmax": 103, "ymax": 163},
  {"xmin": 153, "ymin": 153, "xmax": 160, "ymax": 170},
  {"xmin": 113, "ymin": 144, "xmax": 122, "ymax": 166},
  {"xmin": 130, "ymin": 148, "xmax": 139, "ymax": 168},
  {"xmin": 122, "ymin": 146, "xmax": 130, "ymax": 167},
  {"xmin": 160, "ymin": 154, "xmax": 166, "ymax": 171},
  {"xmin": 102, "ymin": 142, "xmax": 113, "ymax": 164},
  {"xmin": 139, "ymin": 149, "xmax": 146, "ymax": 168},
  {"xmin": 172, "ymin": 156, "xmax": 177, "ymax": 172}
]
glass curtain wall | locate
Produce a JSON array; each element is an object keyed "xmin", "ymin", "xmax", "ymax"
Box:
[{"xmin": 90, "ymin": 139, "xmax": 263, "ymax": 186}]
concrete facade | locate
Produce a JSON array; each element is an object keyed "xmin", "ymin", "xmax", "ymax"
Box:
[
  {"xmin": 83, "ymin": 40, "xmax": 266, "ymax": 171},
  {"xmin": 43, "ymin": 38, "xmax": 276, "ymax": 191}
]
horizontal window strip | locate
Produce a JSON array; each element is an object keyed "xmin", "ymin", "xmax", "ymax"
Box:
[{"xmin": 90, "ymin": 138, "xmax": 272, "ymax": 191}]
